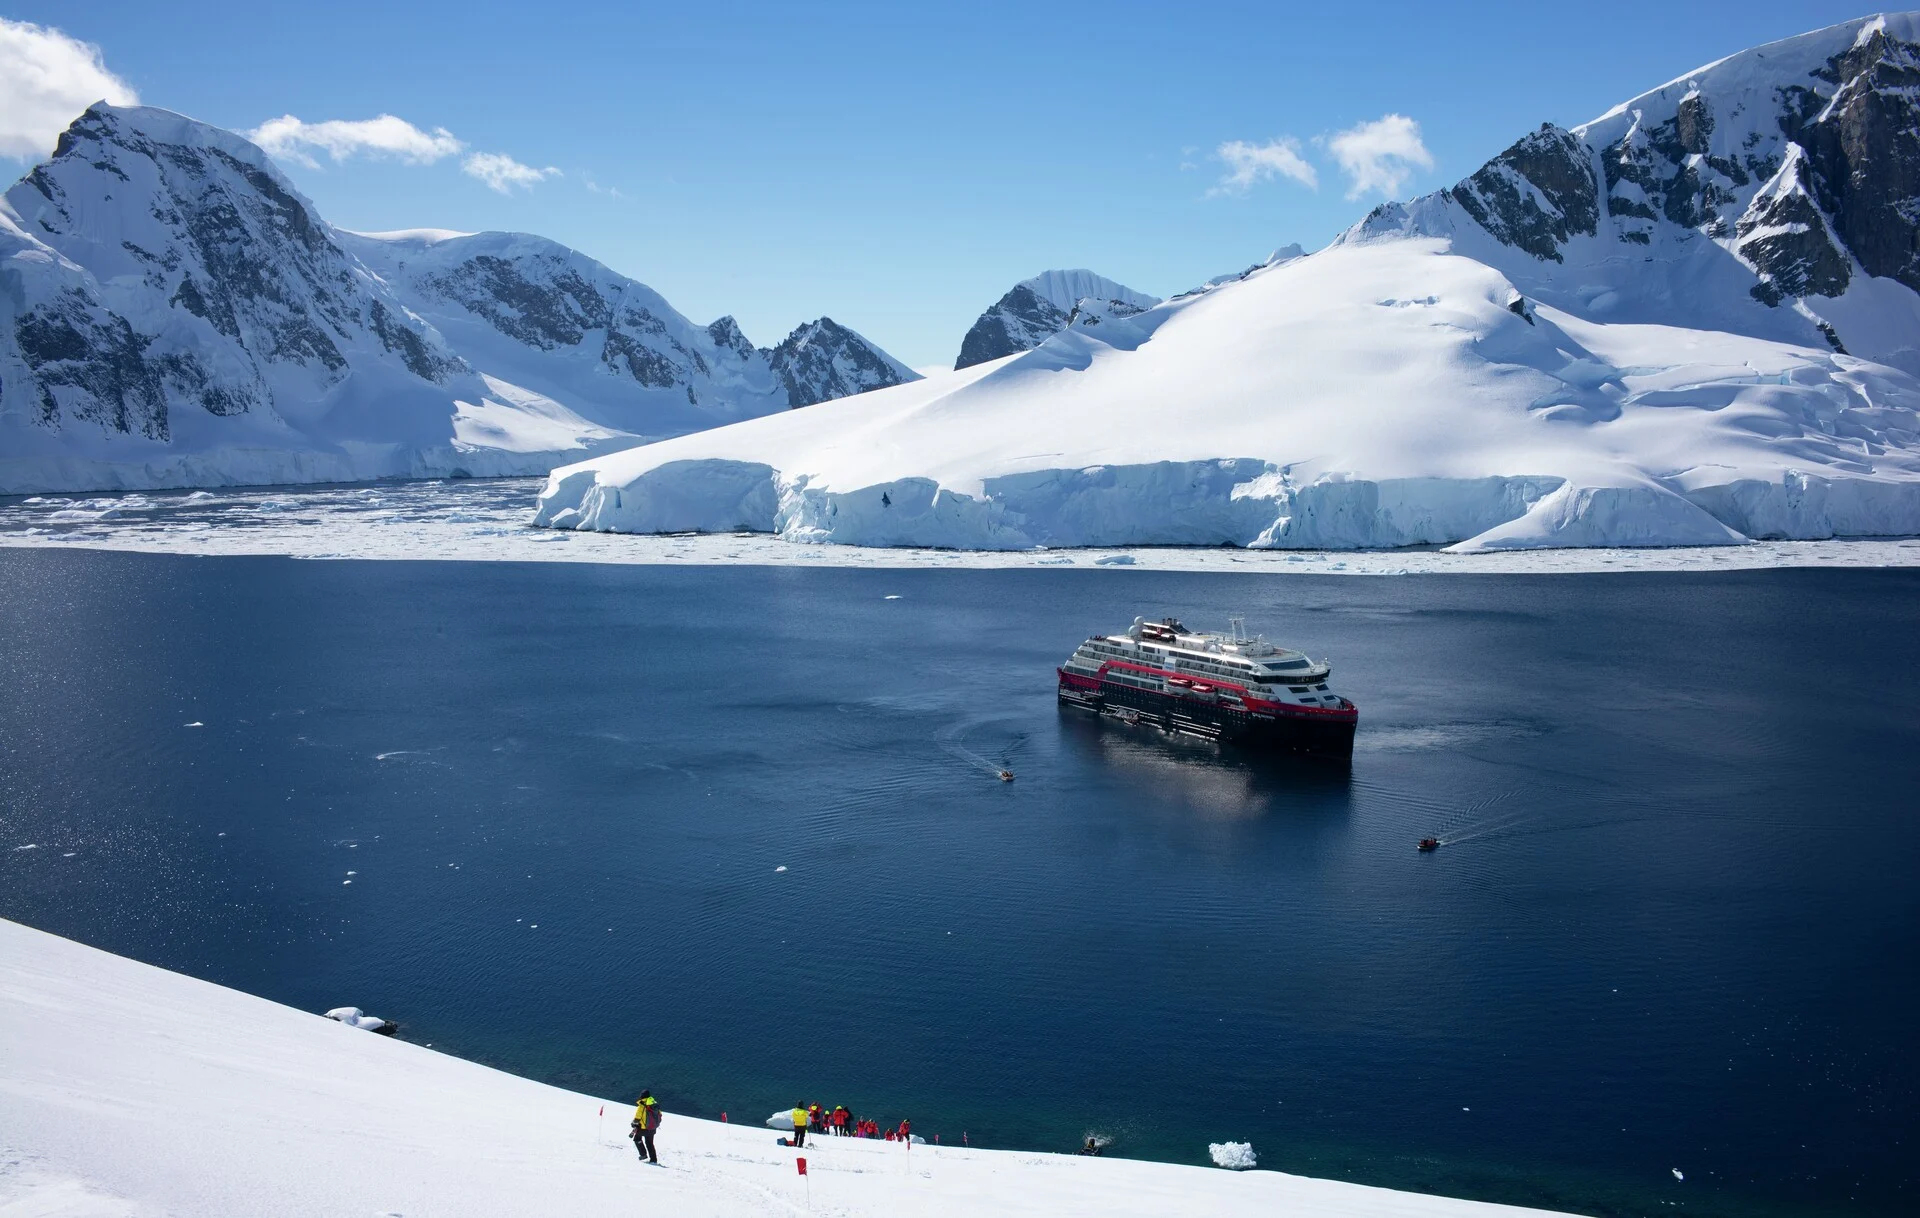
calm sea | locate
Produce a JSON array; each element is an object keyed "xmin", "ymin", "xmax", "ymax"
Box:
[{"xmin": 2, "ymin": 549, "xmax": 1914, "ymax": 1217}]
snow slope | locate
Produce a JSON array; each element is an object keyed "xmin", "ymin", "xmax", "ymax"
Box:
[
  {"xmin": 0, "ymin": 106, "xmax": 915, "ymax": 495},
  {"xmin": 536, "ymin": 237, "xmax": 1920, "ymax": 550},
  {"xmin": 537, "ymin": 15, "xmax": 1920, "ymax": 552},
  {"xmin": 954, "ymin": 269, "xmax": 1160, "ymax": 368},
  {"xmin": 0, "ymin": 918, "xmax": 1577, "ymax": 1218}
]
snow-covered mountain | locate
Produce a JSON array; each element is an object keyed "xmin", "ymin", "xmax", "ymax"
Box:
[
  {"xmin": 1347, "ymin": 13, "xmax": 1920, "ymax": 375},
  {"xmin": 954, "ymin": 270, "xmax": 1160, "ymax": 369},
  {"xmin": 537, "ymin": 15, "xmax": 1920, "ymax": 552},
  {"xmin": 764, "ymin": 316, "xmax": 919, "ymax": 406},
  {"xmin": 336, "ymin": 229, "xmax": 915, "ymax": 425},
  {"xmin": 0, "ymin": 105, "xmax": 915, "ymax": 494}
]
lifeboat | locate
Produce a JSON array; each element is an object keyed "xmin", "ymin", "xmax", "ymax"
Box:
[{"xmin": 1417, "ymin": 838, "xmax": 1439, "ymax": 852}]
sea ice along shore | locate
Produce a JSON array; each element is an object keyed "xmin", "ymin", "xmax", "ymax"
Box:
[
  {"xmin": 5, "ymin": 477, "xmax": 1920, "ymax": 572},
  {"xmin": 0, "ymin": 918, "xmax": 1579, "ymax": 1218}
]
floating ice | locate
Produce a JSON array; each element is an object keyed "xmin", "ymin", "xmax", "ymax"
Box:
[
  {"xmin": 1672, "ymin": 1168, "xmax": 1684, "ymax": 1182},
  {"xmin": 323, "ymin": 1007, "xmax": 391, "ymax": 1033},
  {"xmin": 1209, "ymin": 1142, "xmax": 1257, "ymax": 1170}
]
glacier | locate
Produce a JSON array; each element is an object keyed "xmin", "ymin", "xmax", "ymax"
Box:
[
  {"xmin": 536, "ymin": 236, "xmax": 1920, "ymax": 551},
  {"xmin": 536, "ymin": 14, "xmax": 1920, "ymax": 553}
]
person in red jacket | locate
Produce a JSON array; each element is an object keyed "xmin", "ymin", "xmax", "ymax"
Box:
[
  {"xmin": 832, "ymin": 1105, "xmax": 849, "ymax": 1136},
  {"xmin": 898, "ymin": 1119, "xmax": 911, "ymax": 1144}
]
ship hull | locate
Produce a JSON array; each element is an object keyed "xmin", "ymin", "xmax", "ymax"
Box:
[{"xmin": 1058, "ymin": 670, "xmax": 1356, "ymax": 760}]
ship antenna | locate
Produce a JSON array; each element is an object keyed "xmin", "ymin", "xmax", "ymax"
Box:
[{"xmin": 1228, "ymin": 615, "xmax": 1246, "ymax": 642}]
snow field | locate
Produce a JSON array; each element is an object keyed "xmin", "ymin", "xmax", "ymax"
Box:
[
  {"xmin": 0, "ymin": 919, "xmax": 1577, "ymax": 1217},
  {"xmin": 534, "ymin": 241, "xmax": 1920, "ymax": 552}
]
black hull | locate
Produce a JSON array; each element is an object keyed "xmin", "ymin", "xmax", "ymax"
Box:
[{"xmin": 1059, "ymin": 681, "xmax": 1356, "ymax": 761}]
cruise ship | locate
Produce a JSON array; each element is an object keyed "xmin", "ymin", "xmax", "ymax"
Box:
[{"xmin": 1057, "ymin": 616, "xmax": 1357, "ymax": 759}]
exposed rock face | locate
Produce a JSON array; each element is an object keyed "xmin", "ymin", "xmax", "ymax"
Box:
[
  {"xmin": 706, "ymin": 316, "xmax": 755, "ymax": 360},
  {"xmin": 766, "ymin": 317, "xmax": 918, "ymax": 407},
  {"xmin": 1736, "ymin": 146, "xmax": 1854, "ymax": 305},
  {"xmin": 1779, "ymin": 24, "xmax": 1920, "ymax": 294},
  {"xmin": 955, "ymin": 270, "xmax": 1159, "ymax": 369},
  {"xmin": 1339, "ymin": 14, "xmax": 1920, "ymax": 373},
  {"xmin": 1449, "ymin": 124, "xmax": 1598, "ymax": 262}
]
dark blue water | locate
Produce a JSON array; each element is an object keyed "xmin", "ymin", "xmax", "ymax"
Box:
[{"xmin": 2, "ymin": 550, "xmax": 1915, "ymax": 1218}]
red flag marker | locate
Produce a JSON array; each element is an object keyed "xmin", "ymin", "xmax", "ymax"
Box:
[
  {"xmin": 597, "ymin": 1105, "xmax": 604, "ymax": 1116},
  {"xmin": 796, "ymin": 1157, "xmax": 808, "ymax": 1176}
]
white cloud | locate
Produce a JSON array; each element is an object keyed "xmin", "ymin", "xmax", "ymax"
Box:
[
  {"xmin": 580, "ymin": 171, "xmax": 625, "ymax": 201},
  {"xmin": 0, "ymin": 18, "xmax": 139, "ymax": 159},
  {"xmin": 463, "ymin": 152, "xmax": 560, "ymax": 194},
  {"xmin": 1325, "ymin": 113, "xmax": 1434, "ymax": 200},
  {"xmin": 1211, "ymin": 137, "xmax": 1317, "ymax": 195},
  {"xmin": 246, "ymin": 114, "xmax": 465, "ymax": 169}
]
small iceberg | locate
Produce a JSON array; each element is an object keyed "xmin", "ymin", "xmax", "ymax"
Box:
[
  {"xmin": 324, "ymin": 1006, "xmax": 395, "ymax": 1034},
  {"xmin": 1210, "ymin": 1141, "xmax": 1257, "ymax": 1170}
]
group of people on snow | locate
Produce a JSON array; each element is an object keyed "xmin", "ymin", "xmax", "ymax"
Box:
[
  {"xmin": 790, "ymin": 1102, "xmax": 912, "ymax": 1146},
  {"xmin": 631, "ymin": 1092, "xmax": 917, "ymax": 1163}
]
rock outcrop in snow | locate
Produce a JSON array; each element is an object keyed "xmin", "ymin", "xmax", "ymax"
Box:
[
  {"xmin": 764, "ymin": 316, "xmax": 919, "ymax": 406},
  {"xmin": 0, "ymin": 105, "xmax": 915, "ymax": 494},
  {"xmin": 954, "ymin": 270, "xmax": 1160, "ymax": 369},
  {"xmin": 535, "ymin": 16, "xmax": 1920, "ymax": 554}
]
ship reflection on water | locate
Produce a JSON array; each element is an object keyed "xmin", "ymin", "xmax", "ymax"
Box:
[{"xmin": 1056, "ymin": 710, "xmax": 1353, "ymax": 825}]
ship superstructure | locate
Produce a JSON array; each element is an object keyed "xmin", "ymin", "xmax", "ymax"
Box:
[{"xmin": 1057, "ymin": 616, "xmax": 1356, "ymax": 758}]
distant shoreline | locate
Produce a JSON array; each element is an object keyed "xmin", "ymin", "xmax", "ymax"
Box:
[{"xmin": 3, "ymin": 478, "xmax": 1917, "ymax": 575}]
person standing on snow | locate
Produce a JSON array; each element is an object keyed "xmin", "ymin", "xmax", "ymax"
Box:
[
  {"xmin": 630, "ymin": 1090, "xmax": 662, "ymax": 1164},
  {"xmin": 832, "ymin": 1105, "xmax": 849, "ymax": 1136},
  {"xmin": 790, "ymin": 1102, "xmax": 810, "ymax": 1148}
]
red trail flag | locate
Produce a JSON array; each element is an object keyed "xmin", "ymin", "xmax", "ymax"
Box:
[{"xmin": 796, "ymin": 1157, "xmax": 808, "ymax": 1176}]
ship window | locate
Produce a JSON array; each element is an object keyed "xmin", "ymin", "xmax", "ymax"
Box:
[
  {"xmin": 1315, "ymin": 684, "xmax": 1328, "ymax": 691},
  {"xmin": 1289, "ymin": 686, "xmax": 1310, "ymax": 693}
]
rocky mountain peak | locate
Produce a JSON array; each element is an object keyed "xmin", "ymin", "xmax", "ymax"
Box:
[
  {"xmin": 954, "ymin": 270, "xmax": 1160, "ymax": 369},
  {"xmin": 2, "ymin": 104, "xmax": 461, "ymax": 445},
  {"xmin": 767, "ymin": 317, "xmax": 919, "ymax": 408},
  {"xmin": 1337, "ymin": 13, "xmax": 1920, "ymax": 375}
]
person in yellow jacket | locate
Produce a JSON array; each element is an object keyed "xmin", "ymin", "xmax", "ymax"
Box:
[
  {"xmin": 630, "ymin": 1090, "xmax": 662, "ymax": 1164},
  {"xmin": 790, "ymin": 1102, "xmax": 810, "ymax": 1148}
]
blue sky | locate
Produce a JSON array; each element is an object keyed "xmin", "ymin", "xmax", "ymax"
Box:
[{"xmin": 2, "ymin": 1, "xmax": 1881, "ymax": 367}]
